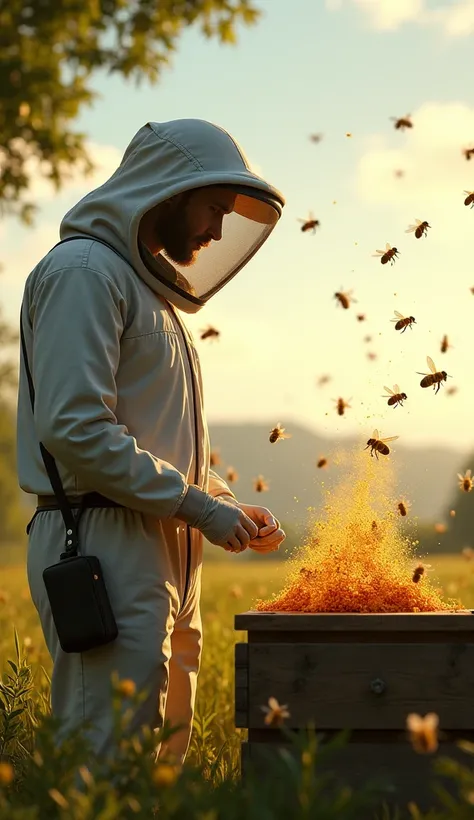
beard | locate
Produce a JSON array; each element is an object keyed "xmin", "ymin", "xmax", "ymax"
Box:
[{"xmin": 155, "ymin": 198, "xmax": 203, "ymax": 267}]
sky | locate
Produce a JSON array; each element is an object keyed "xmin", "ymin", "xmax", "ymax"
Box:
[{"xmin": 2, "ymin": 0, "xmax": 474, "ymax": 452}]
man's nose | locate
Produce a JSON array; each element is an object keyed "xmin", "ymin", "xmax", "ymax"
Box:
[{"xmin": 209, "ymin": 215, "xmax": 224, "ymax": 242}]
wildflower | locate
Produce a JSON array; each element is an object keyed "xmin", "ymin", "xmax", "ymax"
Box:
[
  {"xmin": 458, "ymin": 470, "xmax": 474, "ymax": 492},
  {"xmin": 406, "ymin": 713, "xmax": 439, "ymax": 754},
  {"xmin": 0, "ymin": 762, "xmax": 14, "ymax": 785},
  {"xmin": 152, "ymin": 763, "xmax": 178, "ymax": 787},
  {"xmin": 116, "ymin": 678, "xmax": 136, "ymax": 698},
  {"xmin": 261, "ymin": 697, "xmax": 290, "ymax": 727}
]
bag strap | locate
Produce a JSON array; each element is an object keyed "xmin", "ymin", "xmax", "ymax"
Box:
[{"xmin": 20, "ymin": 306, "xmax": 81, "ymax": 558}]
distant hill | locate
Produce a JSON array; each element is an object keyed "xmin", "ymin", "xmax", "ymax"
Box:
[{"xmin": 208, "ymin": 421, "xmax": 466, "ymax": 527}]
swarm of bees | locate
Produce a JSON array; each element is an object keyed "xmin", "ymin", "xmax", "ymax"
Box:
[
  {"xmin": 269, "ymin": 422, "xmax": 291, "ymax": 444},
  {"xmin": 298, "ymin": 212, "xmax": 320, "ymax": 233},
  {"xmin": 391, "ymin": 311, "xmax": 416, "ymax": 333},
  {"xmin": 334, "ymin": 288, "xmax": 356, "ymax": 309},
  {"xmin": 391, "ymin": 114, "xmax": 413, "ymax": 131},
  {"xmin": 406, "ymin": 219, "xmax": 430, "ymax": 239},
  {"xmin": 200, "ymin": 325, "xmax": 220, "ymax": 341},
  {"xmin": 382, "ymin": 385, "xmax": 407, "ymax": 408},
  {"xmin": 373, "ymin": 243, "xmax": 399, "ymax": 265}
]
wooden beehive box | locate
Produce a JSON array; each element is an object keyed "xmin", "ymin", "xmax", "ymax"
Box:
[{"xmin": 235, "ymin": 611, "xmax": 474, "ymax": 812}]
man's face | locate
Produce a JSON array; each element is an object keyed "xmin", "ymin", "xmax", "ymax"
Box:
[{"xmin": 146, "ymin": 186, "xmax": 236, "ymax": 267}]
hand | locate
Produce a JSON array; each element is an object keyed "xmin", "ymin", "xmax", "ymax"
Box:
[{"xmin": 233, "ymin": 502, "xmax": 286, "ymax": 554}]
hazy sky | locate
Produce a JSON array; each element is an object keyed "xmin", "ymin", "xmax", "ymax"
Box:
[{"xmin": 2, "ymin": 0, "xmax": 474, "ymax": 452}]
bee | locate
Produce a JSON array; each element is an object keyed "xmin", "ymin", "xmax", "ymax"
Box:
[
  {"xmin": 298, "ymin": 212, "xmax": 320, "ymax": 233},
  {"xmin": 406, "ymin": 219, "xmax": 430, "ymax": 239},
  {"xmin": 394, "ymin": 168, "xmax": 405, "ymax": 178},
  {"xmin": 446, "ymin": 386, "xmax": 458, "ymax": 396},
  {"xmin": 417, "ymin": 356, "xmax": 450, "ymax": 394},
  {"xmin": 364, "ymin": 429, "xmax": 399, "ymax": 459},
  {"xmin": 269, "ymin": 422, "xmax": 291, "ymax": 444},
  {"xmin": 317, "ymin": 457, "xmax": 328, "ymax": 469},
  {"xmin": 406, "ymin": 713, "xmax": 439, "ymax": 754},
  {"xmin": 367, "ymin": 351, "xmax": 377, "ymax": 361},
  {"xmin": 464, "ymin": 190, "xmax": 474, "ymax": 208},
  {"xmin": 334, "ymin": 288, "xmax": 357, "ymax": 309},
  {"xmin": 364, "ymin": 335, "xmax": 372, "ymax": 343},
  {"xmin": 333, "ymin": 397, "xmax": 352, "ymax": 416},
  {"xmin": 356, "ymin": 313, "xmax": 366, "ymax": 322},
  {"xmin": 391, "ymin": 114, "xmax": 413, "ymax": 131},
  {"xmin": 226, "ymin": 466, "xmax": 239, "ymax": 483},
  {"xmin": 458, "ymin": 469, "xmax": 474, "ymax": 492},
  {"xmin": 440, "ymin": 334, "xmax": 452, "ymax": 354},
  {"xmin": 462, "ymin": 147, "xmax": 474, "ymax": 161},
  {"xmin": 253, "ymin": 474, "xmax": 269, "ymax": 493},
  {"xmin": 200, "ymin": 325, "xmax": 220, "ymax": 341},
  {"xmin": 373, "ymin": 243, "xmax": 399, "ymax": 265},
  {"xmin": 382, "ymin": 384, "xmax": 407, "ymax": 408},
  {"xmin": 210, "ymin": 448, "xmax": 221, "ymax": 467},
  {"xmin": 391, "ymin": 310, "xmax": 416, "ymax": 333},
  {"xmin": 309, "ymin": 133, "xmax": 323, "ymax": 143},
  {"xmin": 397, "ymin": 500, "xmax": 411, "ymax": 517},
  {"xmin": 316, "ymin": 373, "xmax": 331, "ymax": 387},
  {"xmin": 412, "ymin": 562, "xmax": 432, "ymax": 584}
]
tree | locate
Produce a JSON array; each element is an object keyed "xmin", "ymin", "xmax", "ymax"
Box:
[{"xmin": 0, "ymin": 0, "xmax": 261, "ymax": 225}]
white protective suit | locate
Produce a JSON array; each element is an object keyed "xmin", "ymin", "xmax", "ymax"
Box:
[{"xmin": 16, "ymin": 119, "xmax": 284, "ymax": 763}]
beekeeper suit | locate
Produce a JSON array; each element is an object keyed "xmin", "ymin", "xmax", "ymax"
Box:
[{"xmin": 17, "ymin": 119, "xmax": 285, "ymax": 763}]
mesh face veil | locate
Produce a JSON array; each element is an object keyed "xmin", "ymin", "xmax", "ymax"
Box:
[{"xmin": 60, "ymin": 119, "xmax": 285, "ymax": 313}]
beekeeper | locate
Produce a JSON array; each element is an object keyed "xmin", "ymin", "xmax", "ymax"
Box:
[{"xmin": 17, "ymin": 119, "xmax": 286, "ymax": 764}]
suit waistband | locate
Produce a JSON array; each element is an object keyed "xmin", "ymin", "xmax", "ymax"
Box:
[{"xmin": 36, "ymin": 491, "xmax": 124, "ymax": 511}]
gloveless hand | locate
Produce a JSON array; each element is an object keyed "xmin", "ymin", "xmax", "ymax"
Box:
[{"xmin": 233, "ymin": 502, "xmax": 286, "ymax": 554}]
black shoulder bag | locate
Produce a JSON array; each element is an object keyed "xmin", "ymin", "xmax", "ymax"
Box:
[{"xmin": 20, "ymin": 310, "xmax": 118, "ymax": 654}]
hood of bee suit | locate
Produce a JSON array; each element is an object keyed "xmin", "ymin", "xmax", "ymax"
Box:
[{"xmin": 59, "ymin": 119, "xmax": 285, "ymax": 313}]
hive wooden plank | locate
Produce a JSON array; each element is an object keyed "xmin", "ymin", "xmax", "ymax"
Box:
[
  {"xmin": 241, "ymin": 740, "xmax": 470, "ymax": 813},
  {"xmin": 235, "ymin": 611, "xmax": 474, "ymax": 633},
  {"xmin": 234, "ymin": 643, "xmax": 249, "ymax": 728},
  {"xmin": 246, "ymin": 642, "xmax": 474, "ymax": 729}
]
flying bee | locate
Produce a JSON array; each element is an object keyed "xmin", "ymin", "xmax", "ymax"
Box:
[
  {"xmin": 464, "ymin": 190, "xmax": 474, "ymax": 208},
  {"xmin": 333, "ymin": 397, "xmax": 352, "ymax": 416},
  {"xmin": 458, "ymin": 469, "xmax": 474, "ymax": 492},
  {"xmin": 364, "ymin": 335, "xmax": 372, "ymax": 343},
  {"xmin": 253, "ymin": 474, "xmax": 269, "ymax": 493},
  {"xmin": 417, "ymin": 356, "xmax": 450, "ymax": 394},
  {"xmin": 298, "ymin": 211, "xmax": 320, "ymax": 233},
  {"xmin": 269, "ymin": 422, "xmax": 291, "ymax": 444},
  {"xmin": 210, "ymin": 448, "xmax": 221, "ymax": 467},
  {"xmin": 394, "ymin": 168, "xmax": 405, "ymax": 178},
  {"xmin": 412, "ymin": 562, "xmax": 432, "ymax": 584},
  {"xmin": 397, "ymin": 499, "xmax": 411, "ymax": 517},
  {"xmin": 226, "ymin": 466, "xmax": 239, "ymax": 483},
  {"xmin": 406, "ymin": 713, "xmax": 439, "ymax": 754},
  {"xmin": 406, "ymin": 219, "xmax": 430, "ymax": 239},
  {"xmin": 463, "ymin": 147, "xmax": 474, "ymax": 161},
  {"xmin": 316, "ymin": 373, "xmax": 331, "ymax": 387},
  {"xmin": 440, "ymin": 334, "xmax": 452, "ymax": 354},
  {"xmin": 309, "ymin": 133, "xmax": 323, "ymax": 143},
  {"xmin": 367, "ymin": 351, "xmax": 377, "ymax": 361},
  {"xmin": 356, "ymin": 313, "xmax": 366, "ymax": 321},
  {"xmin": 391, "ymin": 114, "xmax": 413, "ymax": 131},
  {"xmin": 317, "ymin": 456, "xmax": 328, "ymax": 469},
  {"xmin": 373, "ymin": 243, "xmax": 399, "ymax": 265},
  {"xmin": 434, "ymin": 522, "xmax": 447, "ymax": 534},
  {"xmin": 446, "ymin": 386, "xmax": 458, "ymax": 396},
  {"xmin": 334, "ymin": 288, "xmax": 357, "ymax": 309},
  {"xmin": 200, "ymin": 325, "xmax": 220, "ymax": 341},
  {"xmin": 382, "ymin": 384, "xmax": 407, "ymax": 408},
  {"xmin": 364, "ymin": 429, "xmax": 399, "ymax": 459},
  {"xmin": 391, "ymin": 310, "xmax": 416, "ymax": 333}
]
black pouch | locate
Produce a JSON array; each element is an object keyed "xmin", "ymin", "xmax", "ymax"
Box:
[
  {"xmin": 43, "ymin": 553, "xmax": 118, "ymax": 653},
  {"xmin": 21, "ymin": 308, "xmax": 118, "ymax": 654}
]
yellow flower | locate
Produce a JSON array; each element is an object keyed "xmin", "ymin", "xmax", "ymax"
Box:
[
  {"xmin": 406, "ymin": 712, "xmax": 439, "ymax": 754},
  {"xmin": 116, "ymin": 678, "xmax": 136, "ymax": 698},
  {"xmin": 261, "ymin": 696, "xmax": 290, "ymax": 727},
  {"xmin": 152, "ymin": 763, "xmax": 178, "ymax": 787},
  {"xmin": 0, "ymin": 762, "xmax": 14, "ymax": 785}
]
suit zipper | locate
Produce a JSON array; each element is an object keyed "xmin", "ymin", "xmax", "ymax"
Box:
[{"xmin": 168, "ymin": 306, "xmax": 200, "ymax": 609}]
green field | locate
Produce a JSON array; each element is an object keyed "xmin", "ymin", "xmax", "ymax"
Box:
[{"xmin": 1, "ymin": 552, "xmax": 474, "ymax": 774}]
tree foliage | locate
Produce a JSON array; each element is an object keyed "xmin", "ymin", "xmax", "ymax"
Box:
[{"xmin": 0, "ymin": 0, "xmax": 261, "ymax": 225}]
